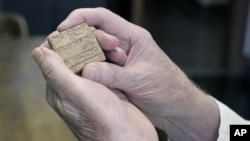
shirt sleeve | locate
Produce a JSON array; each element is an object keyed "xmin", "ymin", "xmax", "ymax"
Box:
[{"xmin": 211, "ymin": 97, "xmax": 250, "ymax": 141}]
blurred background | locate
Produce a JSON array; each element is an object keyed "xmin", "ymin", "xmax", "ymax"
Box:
[{"xmin": 0, "ymin": 0, "xmax": 250, "ymax": 140}]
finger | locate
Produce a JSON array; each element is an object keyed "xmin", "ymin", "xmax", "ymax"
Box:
[
  {"xmin": 57, "ymin": 8, "xmax": 132, "ymax": 52},
  {"xmin": 82, "ymin": 62, "xmax": 130, "ymax": 90},
  {"xmin": 93, "ymin": 29, "xmax": 119, "ymax": 51},
  {"xmin": 93, "ymin": 30, "xmax": 127, "ymax": 65},
  {"xmin": 105, "ymin": 47, "xmax": 127, "ymax": 66}
]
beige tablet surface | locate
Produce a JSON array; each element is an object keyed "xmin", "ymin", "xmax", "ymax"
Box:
[{"xmin": 47, "ymin": 23, "xmax": 105, "ymax": 73}]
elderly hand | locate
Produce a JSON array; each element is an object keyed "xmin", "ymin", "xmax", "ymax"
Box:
[
  {"xmin": 58, "ymin": 8, "xmax": 220, "ymax": 141},
  {"xmin": 32, "ymin": 34, "xmax": 158, "ymax": 140}
]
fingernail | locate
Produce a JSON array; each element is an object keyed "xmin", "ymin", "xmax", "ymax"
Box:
[
  {"xmin": 85, "ymin": 66, "xmax": 99, "ymax": 81},
  {"xmin": 32, "ymin": 48, "xmax": 44, "ymax": 64}
]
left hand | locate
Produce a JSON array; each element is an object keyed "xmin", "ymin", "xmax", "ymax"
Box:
[{"xmin": 32, "ymin": 43, "xmax": 158, "ymax": 141}]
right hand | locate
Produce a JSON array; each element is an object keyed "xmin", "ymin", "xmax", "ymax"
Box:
[{"xmin": 58, "ymin": 8, "xmax": 220, "ymax": 141}]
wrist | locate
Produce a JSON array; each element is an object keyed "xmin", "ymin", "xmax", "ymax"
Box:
[{"xmin": 159, "ymin": 89, "xmax": 220, "ymax": 141}]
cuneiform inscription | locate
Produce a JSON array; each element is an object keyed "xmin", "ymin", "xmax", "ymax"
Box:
[
  {"xmin": 68, "ymin": 53, "xmax": 106, "ymax": 73},
  {"xmin": 48, "ymin": 23, "xmax": 90, "ymax": 49},
  {"xmin": 55, "ymin": 35, "xmax": 98, "ymax": 60},
  {"xmin": 47, "ymin": 23, "xmax": 106, "ymax": 73},
  {"xmin": 65, "ymin": 47, "xmax": 103, "ymax": 68}
]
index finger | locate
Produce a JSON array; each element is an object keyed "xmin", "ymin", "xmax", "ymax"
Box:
[{"xmin": 57, "ymin": 8, "xmax": 132, "ymax": 52}]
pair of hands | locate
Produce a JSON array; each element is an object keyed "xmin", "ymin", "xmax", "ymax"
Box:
[{"xmin": 32, "ymin": 8, "xmax": 220, "ymax": 141}]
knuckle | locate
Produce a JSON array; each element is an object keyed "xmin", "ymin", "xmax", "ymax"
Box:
[
  {"xmin": 70, "ymin": 8, "xmax": 83, "ymax": 16},
  {"xmin": 110, "ymin": 66, "xmax": 126, "ymax": 87},
  {"xmin": 140, "ymin": 27, "xmax": 152, "ymax": 39},
  {"xmin": 95, "ymin": 7, "xmax": 109, "ymax": 13}
]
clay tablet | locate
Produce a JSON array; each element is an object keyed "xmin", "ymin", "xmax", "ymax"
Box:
[{"xmin": 47, "ymin": 23, "xmax": 106, "ymax": 73}]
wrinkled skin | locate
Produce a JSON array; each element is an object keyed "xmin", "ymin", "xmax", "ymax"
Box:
[
  {"xmin": 32, "ymin": 12, "xmax": 158, "ymax": 141},
  {"xmin": 33, "ymin": 7, "xmax": 220, "ymax": 141}
]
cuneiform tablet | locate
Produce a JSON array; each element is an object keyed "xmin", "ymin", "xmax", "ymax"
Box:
[{"xmin": 47, "ymin": 23, "xmax": 106, "ymax": 73}]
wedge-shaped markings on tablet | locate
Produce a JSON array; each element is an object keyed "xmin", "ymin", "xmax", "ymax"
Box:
[{"xmin": 47, "ymin": 23, "xmax": 106, "ymax": 73}]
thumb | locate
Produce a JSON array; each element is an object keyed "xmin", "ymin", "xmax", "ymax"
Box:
[
  {"xmin": 82, "ymin": 62, "xmax": 129, "ymax": 90},
  {"xmin": 32, "ymin": 46, "xmax": 120, "ymax": 107},
  {"xmin": 32, "ymin": 47, "xmax": 78, "ymax": 96}
]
